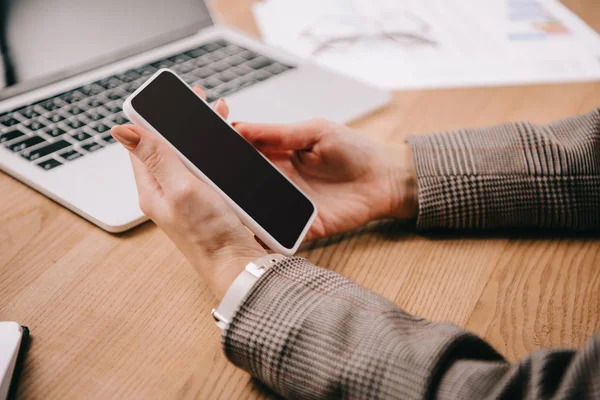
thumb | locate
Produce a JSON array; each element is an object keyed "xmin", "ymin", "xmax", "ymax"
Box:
[
  {"xmin": 233, "ymin": 119, "xmax": 328, "ymax": 151},
  {"xmin": 111, "ymin": 124, "xmax": 192, "ymax": 190}
]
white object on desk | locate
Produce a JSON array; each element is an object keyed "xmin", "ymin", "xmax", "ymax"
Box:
[
  {"xmin": 0, "ymin": 322, "xmax": 25, "ymax": 400},
  {"xmin": 253, "ymin": 0, "xmax": 600, "ymax": 89}
]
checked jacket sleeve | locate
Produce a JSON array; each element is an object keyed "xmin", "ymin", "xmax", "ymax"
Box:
[
  {"xmin": 221, "ymin": 109, "xmax": 600, "ymax": 399},
  {"xmin": 407, "ymin": 108, "xmax": 600, "ymax": 230}
]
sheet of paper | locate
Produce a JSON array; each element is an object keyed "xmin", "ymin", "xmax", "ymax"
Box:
[{"xmin": 253, "ymin": 0, "xmax": 600, "ymax": 89}]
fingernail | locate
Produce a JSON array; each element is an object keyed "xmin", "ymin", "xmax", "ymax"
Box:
[
  {"xmin": 111, "ymin": 126, "xmax": 140, "ymax": 150},
  {"xmin": 216, "ymin": 98, "xmax": 224, "ymax": 107}
]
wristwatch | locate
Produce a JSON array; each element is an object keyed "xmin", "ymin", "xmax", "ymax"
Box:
[{"xmin": 211, "ymin": 253, "xmax": 287, "ymax": 330}]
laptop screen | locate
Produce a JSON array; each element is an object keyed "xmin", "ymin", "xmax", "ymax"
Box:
[{"xmin": 0, "ymin": 0, "xmax": 212, "ymax": 100}]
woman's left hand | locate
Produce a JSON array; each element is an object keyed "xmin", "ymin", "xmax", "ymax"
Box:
[{"xmin": 111, "ymin": 87, "xmax": 266, "ymax": 300}]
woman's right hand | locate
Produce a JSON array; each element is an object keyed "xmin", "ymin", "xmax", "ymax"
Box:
[{"xmin": 234, "ymin": 119, "xmax": 419, "ymax": 241}]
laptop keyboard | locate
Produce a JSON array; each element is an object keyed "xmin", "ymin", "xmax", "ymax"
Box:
[{"xmin": 0, "ymin": 39, "xmax": 294, "ymax": 171}]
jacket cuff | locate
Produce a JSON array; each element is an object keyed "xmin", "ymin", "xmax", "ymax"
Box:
[
  {"xmin": 406, "ymin": 115, "xmax": 600, "ymax": 231},
  {"xmin": 407, "ymin": 130, "xmax": 497, "ymax": 230},
  {"xmin": 220, "ymin": 256, "xmax": 353, "ymax": 396}
]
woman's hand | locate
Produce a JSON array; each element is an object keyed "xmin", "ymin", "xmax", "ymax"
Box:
[
  {"xmin": 111, "ymin": 88, "xmax": 266, "ymax": 300},
  {"xmin": 234, "ymin": 119, "xmax": 418, "ymax": 241}
]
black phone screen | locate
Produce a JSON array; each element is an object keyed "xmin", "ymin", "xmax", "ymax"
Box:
[{"xmin": 131, "ymin": 71, "xmax": 315, "ymax": 249}]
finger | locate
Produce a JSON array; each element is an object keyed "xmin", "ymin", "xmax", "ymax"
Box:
[
  {"xmin": 129, "ymin": 152, "xmax": 162, "ymax": 197},
  {"xmin": 213, "ymin": 98, "xmax": 230, "ymax": 120},
  {"xmin": 129, "ymin": 153, "xmax": 162, "ymax": 216},
  {"xmin": 111, "ymin": 124, "xmax": 193, "ymax": 190},
  {"xmin": 192, "ymin": 86, "xmax": 207, "ymax": 100},
  {"xmin": 233, "ymin": 119, "xmax": 324, "ymax": 151},
  {"xmin": 253, "ymin": 235, "xmax": 269, "ymax": 249},
  {"xmin": 193, "ymin": 86, "xmax": 228, "ymax": 119}
]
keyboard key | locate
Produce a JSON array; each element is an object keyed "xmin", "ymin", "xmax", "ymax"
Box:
[
  {"xmin": 236, "ymin": 77, "xmax": 257, "ymax": 90},
  {"xmin": 181, "ymin": 74, "xmax": 197, "ymax": 85},
  {"xmin": 211, "ymin": 62, "xmax": 230, "ymax": 73},
  {"xmin": 200, "ymin": 42, "xmax": 222, "ymax": 52},
  {"xmin": 193, "ymin": 68, "xmax": 214, "ymax": 79},
  {"xmin": 0, "ymin": 129, "xmax": 26, "ymax": 144},
  {"xmin": 168, "ymin": 54, "xmax": 191, "ymax": 64},
  {"xmin": 82, "ymin": 141, "xmax": 104, "ymax": 152},
  {"xmin": 124, "ymin": 81, "xmax": 142, "ymax": 93},
  {"xmin": 71, "ymin": 131, "xmax": 91, "ymax": 141},
  {"xmin": 205, "ymin": 50, "xmax": 229, "ymax": 62},
  {"xmin": 80, "ymin": 84, "xmax": 103, "ymax": 96},
  {"xmin": 106, "ymin": 91, "xmax": 124, "ymax": 101},
  {"xmin": 192, "ymin": 57, "xmax": 210, "ymax": 68},
  {"xmin": 185, "ymin": 47, "xmax": 207, "ymax": 58},
  {"xmin": 254, "ymin": 70, "xmax": 271, "ymax": 81},
  {"xmin": 65, "ymin": 118, "xmax": 86, "ymax": 130},
  {"xmin": 266, "ymin": 63, "xmax": 292, "ymax": 75},
  {"xmin": 18, "ymin": 107, "xmax": 40, "ymax": 119},
  {"xmin": 216, "ymin": 71, "xmax": 238, "ymax": 83},
  {"xmin": 8, "ymin": 135, "xmax": 46, "ymax": 152},
  {"xmin": 151, "ymin": 59, "xmax": 173, "ymax": 69},
  {"xmin": 116, "ymin": 71, "xmax": 140, "ymax": 83},
  {"xmin": 232, "ymin": 65, "xmax": 253, "ymax": 76},
  {"xmin": 226, "ymin": 55, "xmax": 246, "ymax": 67},
  {"xmin": 111, "ymin": 114, "xmax": 128, "ymax": 125},
  {"xmin": 86, "ymin": 110, "xmax": 105, "ymax": 121},
  {"xmin": 100, "ymin": 133, "xmax": 116, "ymax": 143},
  {"xmin": 105, "ymin": 102, "xmax": 122, "ymax": 114},
  {"xmin": 239, "ymin": 50, "xmax": 259, "ymax": 60},
  {"xmin": 214, "ymin": 39, "xmax": 230, "ymax": 47},
  {"xmin": 223, "ymin": 44, "xmax": 245, "ymax": 55},
  {"xmin": 59, "ymin": 149, "xmax": 84, "ymax": 161},
  {"xmin": 46, "ymin": 113, "xmax": 65, "ymax": 123},
  {"xmin": 60, "ymin": 90, "xmax": 86, "ymax": 104},
  {"xmin": 45, "ymin": 127, "xmax": 66, "ymax": 138},
  {"xmin": 37, "ymin": 158, "xmax": 62, "ymax": 170},
  {"xmin": 37, "ymin": 98, "xmax": 66, "ymax": 112},
  {"xmin": 82, "ymin": 98, "xmax": 104, "ymax": 108},
  {"xmin": 24, "ymin": 120, "xmax": 46, "ymax": 131},
  {"xmin": 200, "ymin": 77, "xmax": 221, "ymax": 89},
  {"xmin": 22, "ymin": 140, "xmax": 71, "ymax": 161},
  {"xmin": 210, "ymin": 85, "xmax": 236, "ymax": 98},
  {"xmin": 172, "ymin": 63, "xmax": 194, "ymax": 74},
  {"xmin": 96, "ymin": 77, "xmax": 122, "ymax": 90},
  {"xmin": 66, "ymin": 105, "xmax": 85, "ymax": 115},
  {"xmin": 247, "ymin": 56, "xmax": 274, "ymax": 70},
  {"xmin": 137, "ymin": 65, "xmax": 157, "ymax": 76},
  {"xmin": 0, "ymin": 115, "xmax": 20, "ymax": 128},
  {"xmin": 91, "ymin": 123, "xmax": 110, "ymax": 134}
]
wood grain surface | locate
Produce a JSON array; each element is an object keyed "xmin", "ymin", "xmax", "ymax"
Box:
[{"xmin": 1, "ymin": 1, "xmax": 599, "ymax": 398}]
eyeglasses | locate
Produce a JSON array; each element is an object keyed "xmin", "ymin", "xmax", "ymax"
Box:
[{"xmin": 300, "ymin": 11, "xmax": 437, "ymax": 55}]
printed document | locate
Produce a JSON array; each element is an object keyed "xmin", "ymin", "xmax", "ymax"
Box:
[{"xmin": 253, "ymin": 0, "xmax": 600, "ymax": 89}]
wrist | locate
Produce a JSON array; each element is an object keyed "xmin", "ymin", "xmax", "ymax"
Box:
[
  {"xmin": 384, "ymin": 144, "xmax": 418, "ymax": 220},
  {"xmin": 200, "ymin": 242, "xmax": 267, "ymax": 301}
]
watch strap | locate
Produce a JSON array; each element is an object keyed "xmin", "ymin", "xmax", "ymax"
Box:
[{"xmin": 212, "ymin": 254, "xmax": 286, "ymax": 329}]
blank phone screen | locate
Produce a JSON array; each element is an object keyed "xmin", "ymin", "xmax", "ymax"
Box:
[{"xmin": 131, "ymin": 71, "xmax": 315, "ymax": 249}]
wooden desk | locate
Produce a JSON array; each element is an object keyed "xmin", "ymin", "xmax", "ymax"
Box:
[{"xmin": 1, "ymin": 1, "xmax": 599, "ymax": 398}]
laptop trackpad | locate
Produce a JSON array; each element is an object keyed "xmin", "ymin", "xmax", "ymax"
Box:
[{"xmin": 224, "ymin": 64, "xmax": 389, "ymax": 125}]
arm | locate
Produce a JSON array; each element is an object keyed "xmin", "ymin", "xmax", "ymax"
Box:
[
  {"xmin": 224, "ymin": 257, "xmax": 600, "ymax": 399},
  {"xmin": 407, "ymin": 108, "xmax": 600, "ymax": 230},
  {"xmin": 113, "ymin": 97, "xmax": 600, "ymax": 399},
  {"xmin": 224, "ymin": 109, "xmax": 600, "ymax": 399}
]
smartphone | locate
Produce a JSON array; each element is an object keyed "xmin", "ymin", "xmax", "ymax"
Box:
[{"xmin": 123, "ymin": 69, "xmax": 317, "ymax": 255}]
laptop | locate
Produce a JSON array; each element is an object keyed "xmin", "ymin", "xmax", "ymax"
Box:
[{"xmin": 0, "ymin": 0, "xmax": 390, "ymax": 232}]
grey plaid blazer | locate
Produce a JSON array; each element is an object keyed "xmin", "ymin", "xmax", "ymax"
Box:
[{"xmin": 222, "ymin": 109, "xmax": 600, "ymax": 399}]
